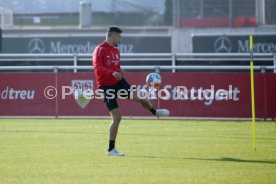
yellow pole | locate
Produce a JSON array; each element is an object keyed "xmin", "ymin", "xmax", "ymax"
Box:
[{"xmin": 250, "ymin": 35, "xmax": 256, "ymax": 151}]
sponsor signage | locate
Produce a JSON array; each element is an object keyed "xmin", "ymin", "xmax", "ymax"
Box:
[
  {"xmin": 2, "ymin": 36, "xmax": 171, "ymax": 53},
  {"xmin": 0, "ymin": 73, "xmax": 56, "ymax": 116},
  {"xmin": 192, "ymin": 35, "xmax": 276, "ymax": 53},
  {"xmin": 0, "ymin": 72, "xmax": 275, "ymax": 118}
]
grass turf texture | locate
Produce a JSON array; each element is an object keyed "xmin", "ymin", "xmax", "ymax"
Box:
[{"xmin": 0, "ymin": 119, "xmax": 275, "ymax": 184}]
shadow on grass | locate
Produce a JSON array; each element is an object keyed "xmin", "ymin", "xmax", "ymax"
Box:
[
  {"xmin": 1, "ymin": 130, "xmax": 275, "ymax": 164},
  {"xmin": 128, "ymin": 155, "xmax": 276, "ymax": 164}
]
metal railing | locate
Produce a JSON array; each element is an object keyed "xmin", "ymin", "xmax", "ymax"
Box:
[{"xmin": 0, "ymin": 53, "xmax": 275, "ymax": 72}]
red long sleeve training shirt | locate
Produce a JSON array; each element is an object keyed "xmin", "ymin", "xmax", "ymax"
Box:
[{"xmin": 92, "ymin": 41, "xmax": 121, "ymax": 88}]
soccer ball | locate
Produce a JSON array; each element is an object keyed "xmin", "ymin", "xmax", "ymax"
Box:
[{"xmin": 146, "ymin": 73, "xmax": 162, "ymax": 87}]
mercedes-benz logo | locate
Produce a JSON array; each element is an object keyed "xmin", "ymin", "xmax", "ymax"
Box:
[
  {"xmin": 28, "ymin": 38, "xmax": 45, "ymax": 53},
  {"xmin": 214, "ymin": 36, "xmax": 232, "ymax": 53}
]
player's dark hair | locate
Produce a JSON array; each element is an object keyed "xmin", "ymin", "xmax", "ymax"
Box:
[{"xmin": 107, "ymin": 26, "xmax": 123, "ymax": 34}]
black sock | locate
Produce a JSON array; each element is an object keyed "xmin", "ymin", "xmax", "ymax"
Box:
[
  {"xmin": 149, "ymin": 108, "xmax": 156, "ymax": 115},
  {"xmin": 108, "ymin": 140, "xmax": 115, "ymax": 151}
]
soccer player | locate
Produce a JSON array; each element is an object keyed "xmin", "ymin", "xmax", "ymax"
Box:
[{"xmin": 93, "ymin": 26, "xmax": 169, "ymax": 156}]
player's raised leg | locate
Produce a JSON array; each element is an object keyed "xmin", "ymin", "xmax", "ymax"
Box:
[
  {"xmin": 107, "ymin": 107, "xmax": 125, "ymax": 156},
  {"xmin": 131, "ymin": 90, "xmax": 169, "ymax": 117}
]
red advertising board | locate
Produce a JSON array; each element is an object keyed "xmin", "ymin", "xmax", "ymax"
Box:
[
  {"xmin": 0, "ymin": 72, "xmax": 275, "ymax": 118},
  {"xmin": 0, "ymin": 73, "xmax": 56, "ymax": 116}
]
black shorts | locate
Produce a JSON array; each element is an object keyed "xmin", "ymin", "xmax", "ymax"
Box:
[{"xmin": 100, "ymin": 78, "xmax": 132, "ymax": 111}]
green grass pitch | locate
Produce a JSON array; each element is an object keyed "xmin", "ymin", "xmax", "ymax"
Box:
[{"xmin": 0, "ymin": 119, "xmax": 276, "ymax": 184}]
